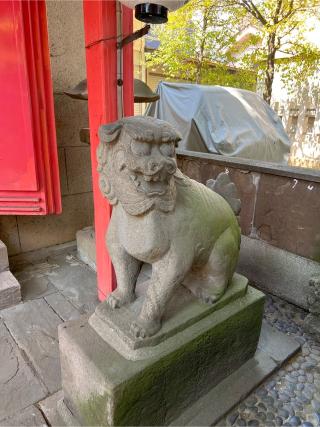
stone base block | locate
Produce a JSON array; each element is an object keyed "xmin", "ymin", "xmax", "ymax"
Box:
[
  {"xmin": 76, "ymin": 226, "xmax": 96, "ymax": 270},
  {"xmin": 58, "ymin": 285, "xmax": 265, "ymax": 426},
  {"xmin": 238, "ymin": 235, "xmax": 320, "ymax": 310},
  {"xmin": 0, "ymin": 240, "xmax": 9, "ymax": 272},
  {"xmin": 0, "ymin": 270, "xmax": 21, "ymax": 310},
  {"xmin": 304, "ymin": 313, "xmax": 320, "ymax": 342},
  {"xmin": 90, "ymin": 273, "xmax": 249, "ymax": 360}
]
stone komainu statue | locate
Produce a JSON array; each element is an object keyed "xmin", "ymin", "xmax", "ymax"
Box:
[{"xmin": 97, "ymin": 116, "xmax": 241, "ymax": 338}]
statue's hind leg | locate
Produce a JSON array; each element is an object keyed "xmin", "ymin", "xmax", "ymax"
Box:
[{"xmin": 183, "ymin": 226, "xmax": 240, "ymax": 304}]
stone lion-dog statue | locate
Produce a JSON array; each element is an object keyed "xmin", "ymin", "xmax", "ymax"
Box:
[{"xmin": 97, "ymin": 116, "xmax": 241, "ymax": 338}]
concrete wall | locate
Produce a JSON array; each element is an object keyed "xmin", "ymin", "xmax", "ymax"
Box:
[
  {"xmin": 178, "ymin": 151, "xmax": 320, "ymax": 262},
  {"xmin": 0, "ymin": 2, "xmax": 93, "ymax": 256}
]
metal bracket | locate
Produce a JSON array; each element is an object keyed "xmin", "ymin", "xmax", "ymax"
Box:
[{"xmin": 117, "ymin": 25, "xmax": 150, "ymax": 49}]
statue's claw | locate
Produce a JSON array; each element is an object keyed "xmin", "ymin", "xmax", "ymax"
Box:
[
  {"xmin": 106, "ymin": 291, "xmax": 135, "ymax": 309},
  {"xmin": 130, "ymin": 318, "xmax": 161, "ymax": 339},
  {"xmin": 196, "ymin": 290, "xmax": 219, "ymax": 305},
  {"xmin": 130, "ymin": 322, "xmax": 146, "ymax": 339},
  {"xmin": 106, "ymin": 294, "xmax": 121, "ymax": 309}
]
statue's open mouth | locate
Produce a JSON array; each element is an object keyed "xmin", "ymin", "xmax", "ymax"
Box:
[{"xmin": 130, "ymin": 172, "xmax": 168, "ymax": 197}]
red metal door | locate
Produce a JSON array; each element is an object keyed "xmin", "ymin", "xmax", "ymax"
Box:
[{"xmin": 0, "ymin": 1, "xmax": 61, "ymax": 214}]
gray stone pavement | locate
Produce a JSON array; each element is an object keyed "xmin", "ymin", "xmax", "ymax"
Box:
[
  {"xmin": 0, "ymin": 246, "xmax": 318, "ymax": 426},
  {"xmin": 0, "ymin": 248, "xmax": 99, "ymax": 426}
]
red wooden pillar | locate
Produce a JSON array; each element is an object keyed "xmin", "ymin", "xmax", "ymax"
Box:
[{"xmin": 83, "ymin": 0, "xmax": 134, "ymax": 300}]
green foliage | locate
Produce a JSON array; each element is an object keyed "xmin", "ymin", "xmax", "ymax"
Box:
[
  {"xmin": 146, "ymin": 0, "xmax": 257, "ymax": 90},
  {"xmin": 231, "ymin": 0, "xmax": 320, "ymax": 100},
  {"xmin": 146, "ymin": 0, "xmax": 320, "ymax": 99}
]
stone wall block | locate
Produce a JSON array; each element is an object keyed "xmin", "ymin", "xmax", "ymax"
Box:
[
  {"xmin": 238, "ymin": 235, "xmax": 320, "ymax": 310},
  {"xmin": 46, "ymin": 1, "xmax": 86, "ymax": 92},
  {"xmin": 177, "ymin": 158, "xmax": 203, "ymax": 182},
  {"xmin": 253, "ymin": 174, "xmax": 320, "ymax": 261},
  {"xmin": 54, "ymin": 95, "xmax": 89, "ymax": 147},
  {"xmin": 65, "ymin": 146, "xmax": 92, "ymax": 194},
  {"xmin": 0, "ymin": 217, "xmax": 21, "ymax": 256},
  {"xmin": 17, "ymin": 193, "xmax": 94, "ymax": 253}
]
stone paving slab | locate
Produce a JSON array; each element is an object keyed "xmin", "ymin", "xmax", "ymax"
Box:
[
  {"xmin": 46, "ymin": 253, "xmax": 99, "ymax": 314},
  {"xmin": 172, "ymin": 350, "xmax": 278, "ymax": 426},
  {"xmin": 259, "ymin": 321, "xmax": 300, "ymax": 364},
  {"xmin": 13, "ymin": 261, "xmax": 60, "ymax": 283},
  {"xmin": 0, "ymin": 405, "xmax": 47, "ymax": 427},
  {"xmin": 45, "ymin": 293, "xmax": 81, "ymax": 321},
  {"xmin": 21, "ymin": 276, "xmax": 57, "ymax": 301},
  {"xmin": 38, "ymin": 390, "xmax": 63, "ymax": 426},
  {"xmin": 0, "ymin": 322, "xmax": 47, "ymax": 421},
  {"xmin": 1, "ymin": 299, "xmax": 62, "ymax": 393}
]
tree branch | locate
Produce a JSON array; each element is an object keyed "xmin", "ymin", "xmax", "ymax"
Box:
[
  {"xmin": 273, "ymin": 0, "xmax": 283, "ymax": 24},
  {"xmin": 236, "ymin": 0, "xmax": 268, "ymax": 25}
]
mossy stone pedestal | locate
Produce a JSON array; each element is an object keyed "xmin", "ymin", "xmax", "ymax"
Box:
[{"xmin": 57, "ymin": 275, "xmax": 265, "ymax": 426}]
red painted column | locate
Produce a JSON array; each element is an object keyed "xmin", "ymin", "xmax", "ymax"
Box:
[{"xmin": 83, "ymin": 0, "xmax": 134, "ymax": 300}]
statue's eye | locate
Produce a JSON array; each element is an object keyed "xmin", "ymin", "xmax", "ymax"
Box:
[
  {"xmin": 160, "ymin": 143, "xmax": 175, "ymax": 157},
  {"xmin": 131, "ymin": 141, "xmax": 151, "ymax": 156}
]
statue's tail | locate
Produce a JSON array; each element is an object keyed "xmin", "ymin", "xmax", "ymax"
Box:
[{"xmin": 206, "ymin": 172, "xmax": 241, "ymax": 216}]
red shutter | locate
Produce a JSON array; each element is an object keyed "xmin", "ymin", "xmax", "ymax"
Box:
[{"xmin": 0, "ymin": 0, "xmax": 61, "ymax": 215}]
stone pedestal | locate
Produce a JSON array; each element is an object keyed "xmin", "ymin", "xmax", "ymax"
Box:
[
  {"xmin": 0, "ymin": 240, "xmax": 9, "ymax": 271},
  {"xmin": 304, "ymin": 313, "xmax": 320, "ymax": 342},
  {"xmin": 57, "ymin": 276, "xmax": 266, "ymax": 426},
  {"xmin": 76, "ymin": 227, "xmax": 96, "ymax": 271},
  {"xmin": 0, "ymin": 240, "xmax": 21, "ymax": 310}
]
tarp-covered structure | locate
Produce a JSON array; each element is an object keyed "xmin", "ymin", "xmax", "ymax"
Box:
[{"xmin": 145, "ymin": 82, "xmax": 291, "ymax": 163}]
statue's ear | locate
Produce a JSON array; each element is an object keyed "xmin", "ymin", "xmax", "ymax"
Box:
[{"xmin": 98, "ymin": 121, "xmax": 123, "ymax": 144}]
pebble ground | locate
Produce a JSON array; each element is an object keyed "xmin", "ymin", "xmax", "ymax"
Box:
[{"xmin": 223, "ymin": 294, "xmax": 320, "ymax": 427}]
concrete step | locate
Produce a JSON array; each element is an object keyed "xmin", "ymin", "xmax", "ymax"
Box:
[
  {"xmin": 0, "ymin": 240, "xmax": 9, "ymax": 272},
  {"xmin": 0, "ymin": 270, "xmax": 21, "ymax": 310},
  {"xmin": 76, "ymin": 226, "xmax": 96, "ymax": 270}
]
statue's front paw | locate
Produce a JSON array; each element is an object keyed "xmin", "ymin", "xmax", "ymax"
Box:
[
  {"xmin": 130, "ymin": 322, "xmax": 147, "ymax": 339},
  {"xmin": 196, "ymin": 289, "xmax": 220, "ymax": 305},
  {"xmin": 106, "ymin": 290, "xmax": 135, "ymax": 309},
  {"xmin": 106, "ymin": 294, "xmax": 122, "ymax": 309},
  {"xmin": 130, "ymin": 318, "xmax": 161, "ymax": 339}
]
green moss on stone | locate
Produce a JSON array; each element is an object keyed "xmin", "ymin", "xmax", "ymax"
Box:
[{"xmin": 78, "ymin": 392, "xmax": 109, "ymax": 426}]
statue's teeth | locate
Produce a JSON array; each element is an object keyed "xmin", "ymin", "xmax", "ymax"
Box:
[{"xmin": 144, "ymin": 176, "xmax": 152, "ymax": 182}]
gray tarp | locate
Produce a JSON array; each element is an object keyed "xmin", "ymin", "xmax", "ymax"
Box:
[{"xmin": 145, "ymin": 82, "xmax": 291, "ymax": 163}]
